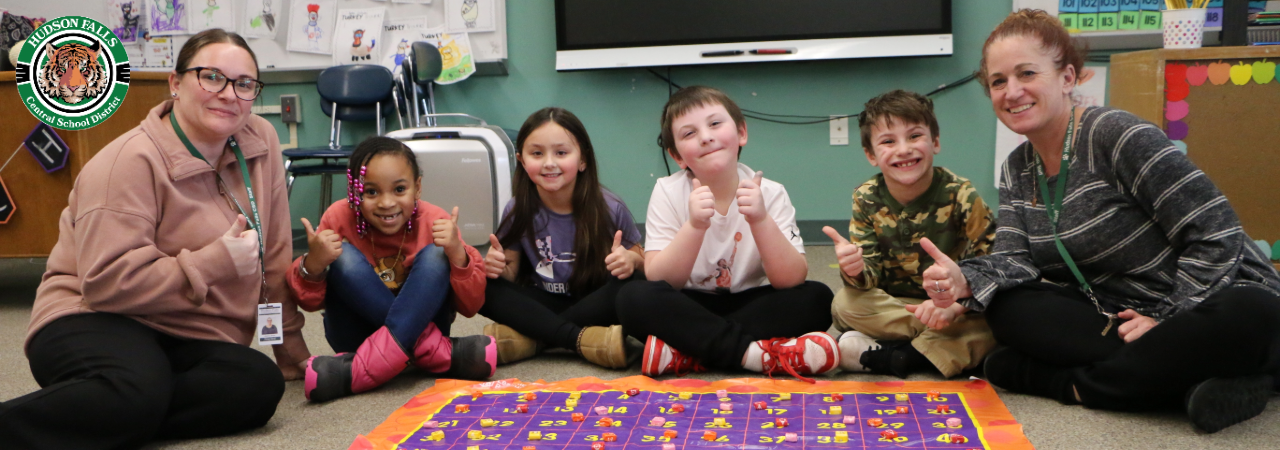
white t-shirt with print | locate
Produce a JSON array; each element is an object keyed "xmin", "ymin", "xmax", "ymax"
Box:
[{"xmin": 644, "ymin": 163, "xmax": 805, "ymax": 293}]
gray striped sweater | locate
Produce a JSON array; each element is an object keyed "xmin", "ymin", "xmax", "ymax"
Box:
[{"xmin": 958, "ymin": 107, "xmax": 1280, "ymax": 320}]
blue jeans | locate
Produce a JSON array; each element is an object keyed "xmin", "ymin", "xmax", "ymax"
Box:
[{"xmin": 323, "ymin": 242, "xmax": 454, "ymax": 353}]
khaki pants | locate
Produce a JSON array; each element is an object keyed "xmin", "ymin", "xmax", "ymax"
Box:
[{"xmin": 831, "ymin": 286, "xmax": 995, "ymax": 378}]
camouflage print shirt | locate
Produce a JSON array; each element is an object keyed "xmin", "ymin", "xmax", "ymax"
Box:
[{"xmin": 843, "ymin": 167, "xmax": 996, "ymax": 299}]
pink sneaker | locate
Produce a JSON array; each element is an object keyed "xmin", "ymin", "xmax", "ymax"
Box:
[
  {"xmin": 745, "ymin": 332, "xmax": 840, "ymax": 383},
  {"xmin": 641, "ymin": 336, "xmax": 706, "ymax": 377}
]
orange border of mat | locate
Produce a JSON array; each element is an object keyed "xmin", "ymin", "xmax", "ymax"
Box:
[{"xmin": 350, "ymin": 376, "xmax": 1033, "ymax": 450}]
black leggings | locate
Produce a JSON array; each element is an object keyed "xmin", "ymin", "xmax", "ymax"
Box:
[
  {"xmin": 616, "ymin": 280, "xmax": 834, "ymax": 370},
  {"xmin": 0, "ymin": 313, "xmax": 284, "ymax": 449},
  {"xmin": 986, "ymin": 281, "xmax": 1280, "ymax": 411},
  {"xmin": 479, "ymin": 277, "xmax": 634, "ymax": 349}
]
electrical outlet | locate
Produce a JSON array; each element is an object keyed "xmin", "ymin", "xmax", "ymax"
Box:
[
  {"xmin": 830, "ymin": 115, "xmax": 849, "ymax": 146},
  {"xmin": 280, "ymin": 95, "xmax": 301, "ymax": 123}
]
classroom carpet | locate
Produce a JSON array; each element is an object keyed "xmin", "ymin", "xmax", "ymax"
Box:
[{"xmin": 2, "ymin": 250, "xmax": 1280, "ymax": 449}]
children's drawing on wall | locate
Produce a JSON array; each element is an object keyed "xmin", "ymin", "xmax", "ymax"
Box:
[
  {"xmin": 189, "ymin": 0, "xmax": 235, "ymax": 33},
  {"xmin": 421, "ymin": 27, "xmax": 475, "ymax": 85},
  {"xmin": 287, "ymin": 0, "xmax": 336, "ymax": 55},
  {"xmin": 331, "ymin": 7, "xmax": 385, "ymax": 65},
  {"xmin": 445, "ymin": 0, "xmax": 495, "ymax": 33},
  {"xmin": 142, "ymin": 35, "xmax": 174, "ymax": 69},
  {"xmin": 242, "ymin": 0, "xmax": 277, "ymax": 39},
  {"xmin": 147, "ymin": 0, "xmax": 188, "ymax": 36},
  {"xmin": 106, "ymin": 0, "xmax": 143, "ymax": 43},
  {"xmin": 380, "ymin": 16, "xmax": 429, "ymax": 73}
]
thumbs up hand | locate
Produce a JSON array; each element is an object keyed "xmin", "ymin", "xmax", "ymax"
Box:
[
  {"xmin": 822, "ymin": 226, "xmax": 864, "ymax": 279},
  {"xmin": 604, "ymin": 230, "xmax": 638, "ymax": 279},
  {"xmin": 484, "ymin": 234, "xmax": 507, "ymax": 279},
  {"xmin": 223, "ymin": 215, "xmax": 259, "ymax": 277},
  {"xmin": 688, "ymin": 178, "xmax": 716, "ymax": 230},
  {"xmin": 736, "ymin": 171, "xmax": 767, "ymax": 225},
  {"xmin": 301, "ymin": 217, "xmax": 342, "ymax": 280},
  {"xmin": 919, "ymin": 237, "xmax": 971, "ymax": 308},
  {"xmin": 433, "ymin": 206, "xmax": 468, "ymax": 267}
]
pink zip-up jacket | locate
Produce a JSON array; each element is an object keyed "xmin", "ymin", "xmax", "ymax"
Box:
[
  {"xmin": 28, "ymin": 100, "xmax": 310, "ymax": 369},
  {"xmin": 286, "ymin": 199, "xmax": 486, "ymax": 318}
]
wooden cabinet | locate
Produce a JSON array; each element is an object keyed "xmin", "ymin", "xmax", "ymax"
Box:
[
  {"xmin": 0, "ymin": 71, "xmax": 171, "ymax": 258},
  {"xmin": 1110, "ymin": 47, "xmax": 1280, "ymax": 270}
]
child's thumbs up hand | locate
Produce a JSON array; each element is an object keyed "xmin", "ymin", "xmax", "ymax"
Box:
[
  {"xmin": 483, "ymin": 234, "xmax": 507, "ymax": 279},
  {"xmin": 688, "ymin": 178, "xmax": 715, "ymax": 230},
  {"xmin": 919, "ymin": 237, "xmax": 971, "ymax": 308},
  {"xmin": 822, "ymin": 226, "xmax": 864, "ymax": 279},
  {"xmin": 736, "ymin": 171, "xmax": 768, "ymax": 225},
  {"xmin": 301, "ymin": 217, "xmax": 342, "ymax": 279},
  {"xmin": 434, "ymin": 206, "xmax": 468, "ymax": 267},
  {"xmin": 604, "ymin": 230, "xmax": 637, "ymax": 279}
]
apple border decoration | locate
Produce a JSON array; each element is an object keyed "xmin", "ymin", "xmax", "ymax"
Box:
[{"xmin": 1165, "ymin": 59, "xmax": 1277, "ymax": 154}]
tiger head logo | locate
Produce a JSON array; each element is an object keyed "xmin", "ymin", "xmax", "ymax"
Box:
[{"xmin": 38, "ymin": 41, "xmax": 109, "ymax": 105}]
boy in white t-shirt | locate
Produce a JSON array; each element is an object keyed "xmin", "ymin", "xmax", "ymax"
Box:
[{"xmin": 615, "ymin": 86, "xmax": 838, "ymax": 382}]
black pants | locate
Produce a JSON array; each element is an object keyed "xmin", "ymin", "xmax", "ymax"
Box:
[
  {"xmin": 616, "ymin": 280, "xmax": 834, "ymax": 370},
  {"xmin": 479, "ymin": 277, "xmax": 633, "ymax": 349},
  {"xmin": 986, "ymin": 281, "xmax": 1280, "ymax": 411},
  {"xmin": 0, "ymin": 313, "xmax": 285, "ymax": 449}
]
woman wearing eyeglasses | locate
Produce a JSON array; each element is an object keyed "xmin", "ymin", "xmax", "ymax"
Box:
[{"xmin": 0, "ymin": 29, "xmax": 311, "ymax": 448}]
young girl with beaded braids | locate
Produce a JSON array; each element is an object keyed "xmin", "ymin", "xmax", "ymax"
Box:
[{"xmin": 286, "ymin": 136, "xmax": 496, "ymax": 403}]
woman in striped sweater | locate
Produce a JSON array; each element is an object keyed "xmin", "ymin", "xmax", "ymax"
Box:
[{"xmin": 917, "ymin": 10, "xmax": 1280, "ymax": 433}]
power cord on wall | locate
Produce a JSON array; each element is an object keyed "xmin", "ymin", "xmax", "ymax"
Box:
[{"xmin": 648, "ymin": 68, "xmax": 979, "ymax": 175}]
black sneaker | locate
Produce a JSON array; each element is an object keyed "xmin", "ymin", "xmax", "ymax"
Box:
[
  {"xmin": 1185, "ymin": 374, "xmax": 1272, "ymax": 433},
  {"xmin": 304, "ymin": 353, "xmax": 355, "ymax": 403},
  {"xmin": 982, "ymin": 347, "xmax": 1078, "ymax": 404}
]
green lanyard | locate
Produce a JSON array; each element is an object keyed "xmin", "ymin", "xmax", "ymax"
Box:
[
  {"xmin": 169, "ymin": 112, "xmax": 267, "ymax": 301},
  {"xmin": 1032, "ymin": 107, "xmax": 1116, "ymax": 336}
]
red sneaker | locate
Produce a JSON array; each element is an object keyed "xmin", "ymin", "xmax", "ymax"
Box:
[
  {"xmin": 748, "ymin": 332, "xmax": 840, "ymax": 383},
  {"xmin": 641, "ymin": 335, "xmax": 707, "ymax": 377}
]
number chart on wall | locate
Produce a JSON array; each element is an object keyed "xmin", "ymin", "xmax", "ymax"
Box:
[{"xmin": 354, "ymin": 377, "xmax": 1033, "ymax": 450}]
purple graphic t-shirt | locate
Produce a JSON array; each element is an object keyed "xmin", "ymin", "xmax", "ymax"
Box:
[{"xmin": 499, "ymin": 190, "xmax": 642, "ymax": 295}]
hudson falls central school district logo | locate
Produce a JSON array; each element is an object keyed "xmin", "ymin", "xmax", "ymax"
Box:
[{"xmin": 15, "ymin": 16, "xmax": 130, "ymax": 131}]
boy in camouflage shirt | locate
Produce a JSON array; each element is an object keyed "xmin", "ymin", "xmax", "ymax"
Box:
[{"xmin": 822, "ymin": 90, "xmax": 996, "ymax": 378}]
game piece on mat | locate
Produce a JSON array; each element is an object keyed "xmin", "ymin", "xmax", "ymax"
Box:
[
  {"xmin": 716, "ymin": 389, "xmax": 728, "ymax": 398},
  {"xmin": 670, "ymin": 404, "xmax": 685, "ymax": 413},
  {"xmin": 523, "ymin": 447, "xmax": 536, "ymax": 450},
  {"xmin": 775, "ymin": 418, "xmax": 789, "ymax": 427},
  {"xmin": 777, "ymin": 393, "xmax": 791, "ymax": 401},
  {"xmin": 480, "ymin": 418, "xmax": 496, "ymax": 427},
  {"xmin": 650, "ymin": 417, "xmax": 666, "ymax": 426},
  {"xmin": 831, "ymin": 393, "xmax": 843, "ymax": 401},
  {"xmin": 528, "ymin": 431, "xmax": 542, "ymax": 440},
  {"xmin": 524, "ymin": 392, "xmax": 537, "ymax": 401},
  {"xmin": 595, "ymin": 406, "xmax": 609, "ymax": 415},
  {"xmin": 829, "ymin": 406, "xmax": 842, "ymax": 415},
  {"xmin": 423, "ymin": 420, "xmax": 439, "ymax": 428},
  {"xmin": 517, "ymin": 404, "xmax": 529, "ymax": 413},
  {"xmin": 572, "ymin": 413, "xmax": 585, "ymax": 422},
  {"xmin": 468, "ymin": 430, "xmax": 483, "ymax": 440},
  {"xmin": 428, "ymin": 431, "xmax": 444, "ymax": 441},
  {"xmin": 835, "ymin": 431, "xmax": 849, "ymax": 443},
  {"xmin": 472, "ymin": 393, "xmax": 483, "ymax": 400},
  {"xmin": 842, "ymin": 415, "xmax": 856, "ymax": 424},
  {"xmin": 950, "ymin": 434, "xmax": 968, "ymax": 444},
  {"xmin": 880, "ymin": 429, "xmax": 898, "ymax": 439},
  {"xmin": 927, "ymin": 390, "xmax": 941, "ymax": 400},
  {"xmin": 467, "ymin": 446, "xmax": 479, "ymax": 450},
  {"xmin": 895, "ymin": 406, "xmax": 909, "ymax": 414},
  {"xmin": 946, "ymin": 417, "xmax": 963, "ymax": 428},
  {"xmin": 868, "ymin": 418, "xmax": 883, "ymax": 427},
  {"xmin": 663, "ymin": 445, "xmax": 676, "ymax": 450},
  {"xmin": 754, "ymin": 401, "xmax": 767, "ymax": 410},
  {"xmin": 678, "ymin": 392, "xmax": 692, "ymax": 399},
  {"xmin": 627, "ymin": 388, "xmax": 640, "ymax": 396},
  {"xmin": 713, "ymin": 418, "xmax": 726, "ymax": 426},
  {"xmin": 785, "ymin": 432, "xmax": 798, "ymax": 442},
  {"xmin": 603, "ymin": 432, "xmax": 618, "ymax": 442},
  {"xmin": 703, "ymin": 431, "xmax": 717, "ymax": 441},
  {"xmin": 895, "ymin": 393, "xmax": 909, "ymax": 402},
  {"xmin": 720, "ymin": 402, "xmax": 733, "ymax": 412},
  {"xmin": 566, "ymin": 399, "xmax": 578, "ymax": 408},
  {"xmin": 591, "ymin": 442, "xmax": 605, "ymax": 450},
  {"xmin": 664, "ymin": 430, "xmax": 678, "ymax": 439},
  {"xmin": 599, "ymin": 417, "xmax": 614, "ymax": 427},
  {"xmin": 569, "ymin": 392, "xmax": 581, "ymax": 399},
  {"xmin": 456, "ymin": 404, "xmax": 470, "ymax": 413},
  {"xmin": 936, "ymin": 405, "xmax": 950, "ymax": 413}
]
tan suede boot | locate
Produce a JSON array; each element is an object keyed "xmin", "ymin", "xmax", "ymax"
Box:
[
  {"xmin": 483, "ymin": 323, "xmax": 539, "ymax": 365},
  {"xmin": 577, "ymin": 325, "xmax": 629, "ymax": 369}
]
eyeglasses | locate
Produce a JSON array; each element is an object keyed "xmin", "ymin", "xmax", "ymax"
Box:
[{"xmin": 179, "ymin": 67, "xmax": 265, "ymax": 101}]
